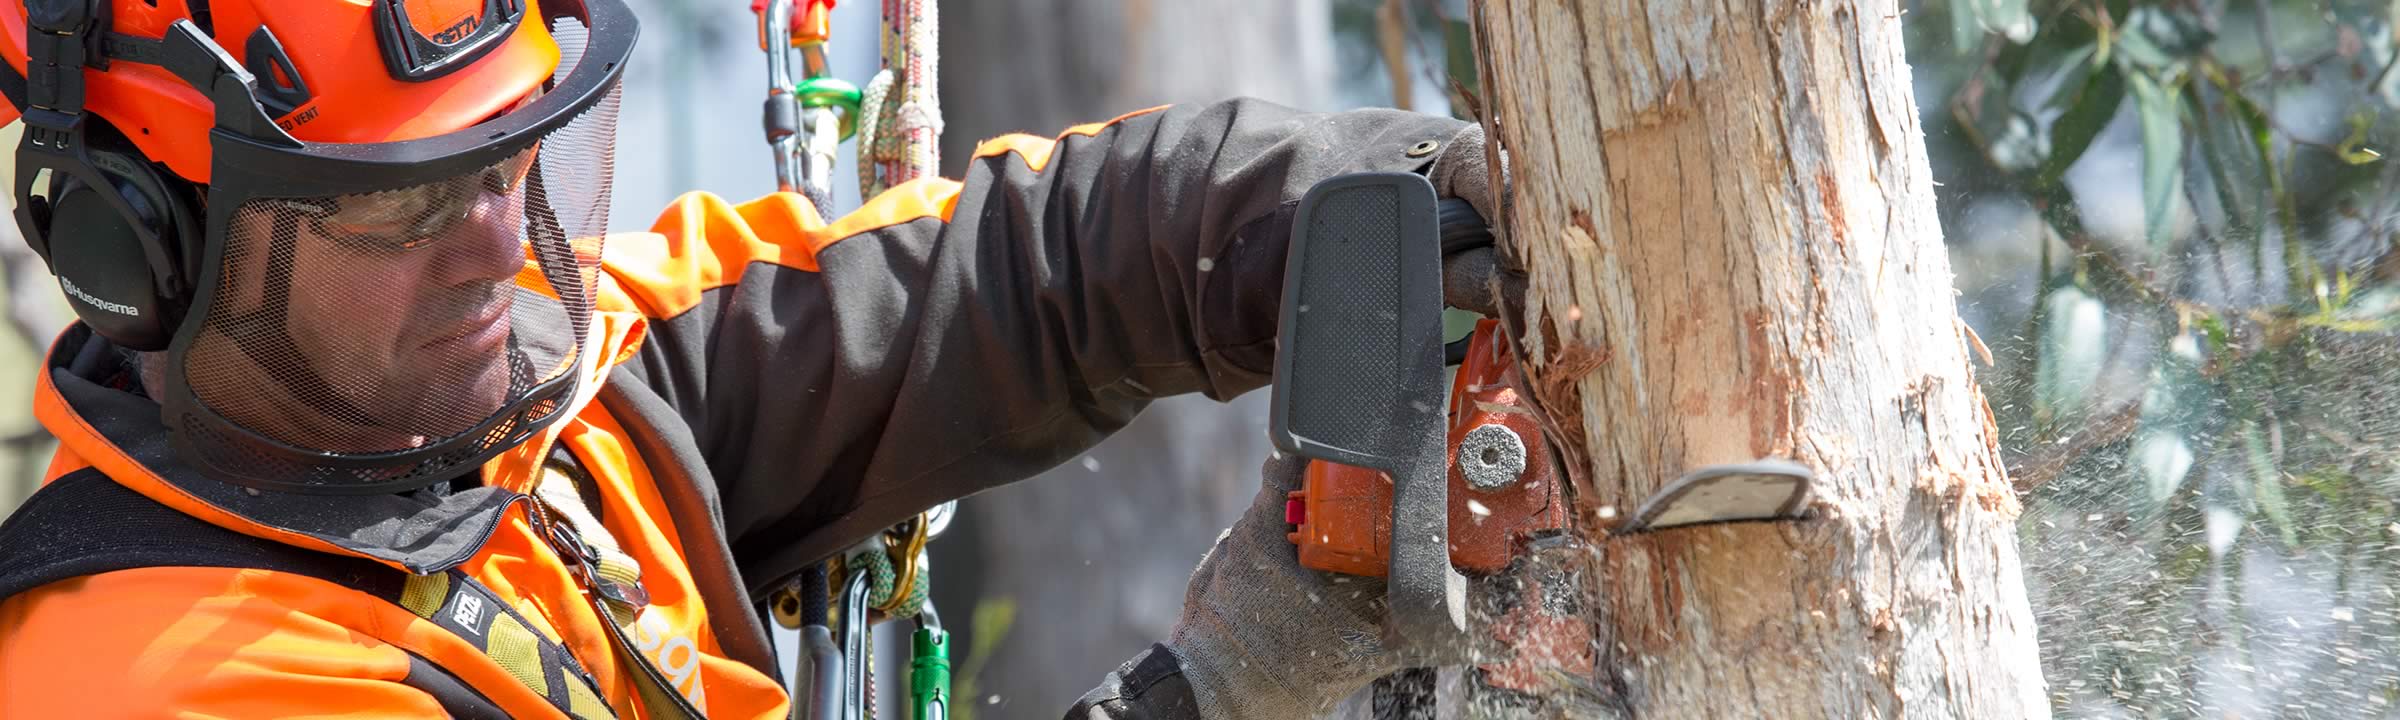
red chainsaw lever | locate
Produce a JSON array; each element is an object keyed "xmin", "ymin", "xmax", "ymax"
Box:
[{"xmin": 1286, "ymin": 319, "xmax": 1567, "ymax": 576}]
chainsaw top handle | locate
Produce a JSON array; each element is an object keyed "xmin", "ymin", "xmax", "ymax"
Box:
[
  {"xmin": 1269, "ymin": 172, "xmax": 1473, "ymax": 654},
  {"xmin": 1437, "ymin": 198, "xmax": 1494, "ymax": 256}
]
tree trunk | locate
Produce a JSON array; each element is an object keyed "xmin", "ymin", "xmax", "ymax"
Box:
[{"xmin": 1470, "ymin": 1, "xmax": 2049, "ymax": 717}]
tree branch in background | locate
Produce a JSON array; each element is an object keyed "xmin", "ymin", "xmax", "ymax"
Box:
[
  {"xmin": 1398, "ymin": 0, "xmax": 1458, "ymax": 107},
  {"xmin": 2357, "ymin": 142, "xmax": 2400, "ymax": 283},
  {"xmin": 1376, "ymin": 0, "xmax": 1411, "ymax": 110},
  {"xmin": 2009, "ymin": 400, "xmax": 2145, "ymax": 493},
  {"xmin": 2370, "ymin": 44, "xmax": 2400, "ymax": 96}
]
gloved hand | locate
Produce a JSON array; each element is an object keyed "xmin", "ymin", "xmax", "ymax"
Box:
[
  {"xmin": 1162, "ymin": 451, "xmax": 1483, "ymax": 720},
  {"xmin": 1427, "ymin": 122, "xmax": 1508, "ymax": 228},
  {"xmin": 1427, "ymin": 122, "xmax": 1520, "ymax": 320}
]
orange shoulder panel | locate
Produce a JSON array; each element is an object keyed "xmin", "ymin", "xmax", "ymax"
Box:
[
  {"xmin": 40, "ymin": 442, "xmax": 91, "ymax": 484},
  {"xmin": 0, "ymin": 567, "xmax": 567, "ymax": 719},
  {"xmin": 596, "ymin": 105, "xmax": 1166, "ymax": 323},
  {"xmin": 969, "ymin": 105, "xmax": 1168, "ymax": 172},
  {"xmin": 599, "ymin": 177, "xmax": 962, "ymax": 320}
]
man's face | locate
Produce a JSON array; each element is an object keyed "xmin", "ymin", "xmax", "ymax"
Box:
[{"xmin": 191, "ymin": 150, "xmax": 544, "ymax": 453}]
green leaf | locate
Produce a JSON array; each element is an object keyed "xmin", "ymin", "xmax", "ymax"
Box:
[
  {"xmin": 2242, "ymin": 423, "xmax": 2297, "ymax": 546},
  {"xmin": 1442, "ymin": 15, "xmax": 1478, "ymax": 118},
  {"xmin": 2132, "ymin": 333, "xmax": 2214, "ymax": 511},
  {"xmin": 2135, "ymin": 427, "xmax": 2196, "ymax": 505},
  {"xmin": 1951, "ymin": 0, "xmax": 1983, "ymax": 52},
  {"xmin": 2188, "ymin": 74, "xmax": 2266, "ymax": 227},
  {"xmin": 949, "ymin": 596, "xmax": 1019, "ymax": 720},
  {"xmin": 2034, "ymin": 58, "xmax": 2124, "ymax": 187},
  {"xmin": 2128, "ymin": 70, "xmax": 2185, "ymax": 249},
  {"xmin": 2212, "ymin": 83, "xmax": 2295, "ymax": 235},
  {"xmin": 2116, "ymin": 5, "xmax": 2215, "ymax": 70},
  {"xmin": 2336, "ymin": 111, "xmax": 2383, "ymax": 166},
  {"xmin": 2036, "ymin": 283, "xmax": 2109, "ymax": 420},
  {"xmin": 2115, "ymin": 24, "xmax": 2171, "ymax": 69},
  {"xmin": 2193, "ymin": 313, "xmax": 2232, "ymax": 355},
  {"xmin": 2333, "ymin": 286, "xmax": 2400, "ymax": 330},
  {"xmin": 1951, "ymin": 0, "xmax": 2036, "ymax": 49}
]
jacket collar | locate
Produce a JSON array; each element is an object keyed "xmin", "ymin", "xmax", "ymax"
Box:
[{"xmin": 34, "ymin": 310, "xmax": 649, "ymax": 574}]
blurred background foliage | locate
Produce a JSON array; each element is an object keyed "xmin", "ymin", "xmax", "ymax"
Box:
[
  {"xmin": 0, "ymin": 0, "xmax": 2395, "ymax": 717},
  {"xmin": 1916, "ymin": 0, "xmax": 2400, "ymax": 715}
]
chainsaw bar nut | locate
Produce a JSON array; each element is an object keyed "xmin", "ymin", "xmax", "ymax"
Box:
[{"xmin": 1459, "ymin": 423, "xmax": 1527, "ymax": 490}]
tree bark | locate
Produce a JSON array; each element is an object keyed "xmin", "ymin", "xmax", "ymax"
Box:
[{"xmin": 1470, "ymin": 1, "xmax": 2049, "ymax": 717}]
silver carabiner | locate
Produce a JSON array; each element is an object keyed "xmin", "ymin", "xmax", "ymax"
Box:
[{"xmin": 760, "ymin": 0, "xmax": 805, "ymax": 193}]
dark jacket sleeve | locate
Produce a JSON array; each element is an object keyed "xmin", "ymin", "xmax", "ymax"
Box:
[{"xmin": 606, "ymin": 97, "xmax": 1467, "ymax": 587}]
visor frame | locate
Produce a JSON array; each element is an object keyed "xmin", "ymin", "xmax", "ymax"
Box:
[{"xmin": 201, "ymin": 0, "xmax": 633, "ymax": 198}]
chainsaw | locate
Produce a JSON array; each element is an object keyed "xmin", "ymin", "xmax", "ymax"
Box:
[{"xmin": 1268, "ymin": 171, "xmax": 1818, "ymax": 711}]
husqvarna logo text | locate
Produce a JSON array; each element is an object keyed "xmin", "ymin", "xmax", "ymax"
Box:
[{"xmin": 59, "ymin": 278, "xmax": 137, "ymax": 317}]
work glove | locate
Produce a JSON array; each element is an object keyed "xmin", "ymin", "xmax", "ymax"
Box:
[
  {"xmin": 1163, "ymin": 451, "xmax": 1485, "ymax": 720},
  {"xmin": 1426, "ymin": 123, "xmax": 1519, "ymax": 320},
  {"xmin": 1427, "ymin": 122, "xmax": 1508, "ymax": 230}
]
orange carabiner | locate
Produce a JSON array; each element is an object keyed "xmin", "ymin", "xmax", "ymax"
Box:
[
  {"xmin": 797, "ymin": 0, "xmax": 835, "ymax": 46},
  {"xmin": 754, "ymin": 0, "xmax": 837, "ymax": 49}
]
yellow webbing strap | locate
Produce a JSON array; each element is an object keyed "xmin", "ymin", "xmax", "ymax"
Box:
[
  {"xmin": 396, "ymin": 569, "xmax": 615, "ymax": 720},
  {"xmin": 534, "ymin": 459, "xmax": 708, "ymax": 720}
]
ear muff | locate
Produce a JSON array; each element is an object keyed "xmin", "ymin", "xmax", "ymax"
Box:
[{"xmin": 15, "ymin": 121, "xmax": 200, "ymax": 352}]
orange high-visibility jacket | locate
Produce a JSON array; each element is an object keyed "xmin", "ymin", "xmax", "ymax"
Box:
[{"xmin": 0, "ymin": 99, "xmax": 1463, "ymax": 718}]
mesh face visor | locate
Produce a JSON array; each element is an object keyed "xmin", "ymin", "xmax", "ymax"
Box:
[{"xmin": 160, "ymin": 0, "xmax": 633, "ymax": 494}]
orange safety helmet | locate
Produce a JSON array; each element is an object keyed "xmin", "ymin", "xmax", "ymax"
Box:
[{"xmin": 0, "ymin": 0, "xmax": 563, "ymax": 183}]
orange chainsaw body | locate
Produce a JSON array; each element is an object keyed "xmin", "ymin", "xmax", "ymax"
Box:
[{"xmin": 1285, "ymin": 319, "xmax": 1566, "ymax": 576}]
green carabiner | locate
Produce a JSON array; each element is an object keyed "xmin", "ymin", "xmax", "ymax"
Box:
[
  {"xmin": 910, "ymin": 624, "xmax": 950, "ymax": 720},
  {"xmin": 797, "ymin": 76, "xmax": 864, "ymax": 141}
]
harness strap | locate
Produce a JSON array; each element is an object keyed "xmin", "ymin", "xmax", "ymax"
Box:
[
  {"xmin": 528, "ymin": 453, "xmax": 710, "ymax": 720},
  {"xmin": 0, "ymin": 470, "xmax": 613, "ymax": 719}
]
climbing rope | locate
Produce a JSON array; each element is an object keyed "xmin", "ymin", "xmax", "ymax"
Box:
[
  {"xmin": 854, "ymin": 0, "xmax": 941, "ymax": 198},
  {"xmin": 836, "ymin": 512, "xmax": 933, "ymax": 620}
]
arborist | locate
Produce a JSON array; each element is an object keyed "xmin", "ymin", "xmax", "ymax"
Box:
[{"xmin": 0, "ymin": 0, "xmax": 1507, "ymax": 718}]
